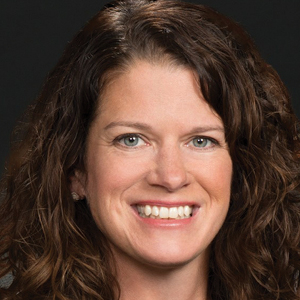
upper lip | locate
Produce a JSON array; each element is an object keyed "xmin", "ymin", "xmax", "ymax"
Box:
[{"xmin": 131, "ymin": 200, "xmax": 199, "ymax": 207}]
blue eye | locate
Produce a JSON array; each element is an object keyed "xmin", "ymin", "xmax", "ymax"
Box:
[
  {"xmin": 116, "ymin": 134, "xmax": 146, "ymax": 147},
  {"xmin": 123, "ymin": 135, "xmax": 139, "ymax": 146},
  {"xmin": 191, "ymin": 137, "xmax": 215, "ymax": 148}
]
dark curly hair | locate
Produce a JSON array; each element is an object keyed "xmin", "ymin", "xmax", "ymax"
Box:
[{"xmin": 0, "ymin": 0, "xmax": 299, "ymax": 299}]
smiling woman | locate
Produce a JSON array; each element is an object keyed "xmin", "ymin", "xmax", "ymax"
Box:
[
  {"xmin": 0, "ymin": 0, "xmax": 299, "ymax": 300},
  {"xmin": 70, "ymin": 62, "xmax": 232, "ymax": 278}
]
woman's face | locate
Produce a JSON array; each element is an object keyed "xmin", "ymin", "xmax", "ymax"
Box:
[{"xmin": 73, "ymin": 61, "xmax": 232, "ymax": 269}]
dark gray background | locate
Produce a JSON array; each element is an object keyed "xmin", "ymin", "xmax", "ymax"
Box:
[{"xmin": 1, "ymin": 0, "xmax": 299, "ymax": 174}]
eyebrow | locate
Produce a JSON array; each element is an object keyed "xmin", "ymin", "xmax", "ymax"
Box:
[
  {"xmin": 104, "ymin": 121, "xmax": 151, "ymax": 131},
  {"xmin": 104, "ymin": 121, "xmax": 224, "ymax": 133}
]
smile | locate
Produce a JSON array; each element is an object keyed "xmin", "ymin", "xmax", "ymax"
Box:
[{"xmin": 137, "ymin": 205, "xmax": 193, "ymax": 219}]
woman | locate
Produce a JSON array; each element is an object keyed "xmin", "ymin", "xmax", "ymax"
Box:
[{"xmin": 0, "ymin": 0, "xmax": 299, "ymax": 299}]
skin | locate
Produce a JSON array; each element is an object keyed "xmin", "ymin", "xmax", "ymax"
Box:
[{"xmin": 72, "ymin": 60, "xmax": 232, "ymax": 299}]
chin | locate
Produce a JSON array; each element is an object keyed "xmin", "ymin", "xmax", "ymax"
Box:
[{"xmin": 132, "ymin": 245, "xmax": 209, "ymax": 271}]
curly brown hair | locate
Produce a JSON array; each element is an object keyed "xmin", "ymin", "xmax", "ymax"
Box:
[{"xmin": 1, "ymin": 0, "xmax": 299, "ymax": 299}]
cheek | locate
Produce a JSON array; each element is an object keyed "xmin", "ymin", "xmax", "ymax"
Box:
[
  {"xmin": 89, "ymin": 153, "xmax": 147, "ymax": 192},
  {"xmin": 197, "ymin": 154, "xmax": 232, "ymax": 199},
  {"xmin": 84, "ymin": 152, "xmax": 148, "ymax": 215}
]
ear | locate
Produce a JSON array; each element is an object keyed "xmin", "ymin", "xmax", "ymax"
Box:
[{"xmin": 69, "ymin": 170, "xmax": 87, "ymax": 199}]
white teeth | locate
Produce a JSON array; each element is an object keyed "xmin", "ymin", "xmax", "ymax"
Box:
[
  {"xmin": 137, "ymin": 205, "xmax": 193, "ymax": 219},
  {"xmin": 159, "ymin": 207, "xmax": 169, "ymax": 218},
  {"xmin": 178, "ymin": 206, "xmax": 184, "ymax": 217},
  {"xmin": 152, "ymin": 206, "xmax": 159, "ymax": 216},
  {"xmin": 184, "ymin": 205, "xmax": 192, "ymax": 217},
  {"xmin": 169, "ymin": 207, "xmax": 178, "ymax": 218},
  {"xmin": 145, "ymin": 205, "xmax": 152, "ymax": 216}
]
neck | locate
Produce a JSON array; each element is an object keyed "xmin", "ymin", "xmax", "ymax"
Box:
[{"xmin": 112, "ymin": 247, "xmax": 210, "ymax": 300}]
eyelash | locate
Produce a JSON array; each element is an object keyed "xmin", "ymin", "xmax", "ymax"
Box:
[{"xmin": 113, "ymin": 134, "xmax": 219, "ymax": 150}]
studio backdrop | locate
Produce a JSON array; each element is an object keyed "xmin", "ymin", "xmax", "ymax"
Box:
[{"xmin": 1, "ymin": 0, "xmax": 299, "ymax": 173}]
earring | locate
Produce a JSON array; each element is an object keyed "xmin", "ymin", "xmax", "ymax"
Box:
[{"xmin": 71, "ymin": 192, "xmax": 81, "ymax": 201}]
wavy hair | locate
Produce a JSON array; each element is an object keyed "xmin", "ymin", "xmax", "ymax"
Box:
[{"xmin": 0, "ymin": 0, "xmax": 299, "ymax": 299}]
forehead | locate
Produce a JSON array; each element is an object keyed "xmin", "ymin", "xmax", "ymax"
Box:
[{"xmin": 95, "ymin": 60, "xmax": 223, "ymax": 131}]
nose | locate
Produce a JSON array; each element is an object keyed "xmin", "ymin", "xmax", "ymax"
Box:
[{"xmin": 146, "ymin": 144, "xmax": 189, "ymax": 192}]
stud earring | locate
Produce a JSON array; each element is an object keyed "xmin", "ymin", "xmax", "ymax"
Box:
[{"xmin": 71, "ymin": 192, "xmax": 81, "ymax": 201}]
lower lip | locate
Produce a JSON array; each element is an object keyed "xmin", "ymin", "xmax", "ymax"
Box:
[{"xmin": 132, "ymin": 206, "xmax": 197, "ymax": 228}]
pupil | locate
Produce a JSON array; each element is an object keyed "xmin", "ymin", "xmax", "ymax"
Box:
[
  {"xmin": 125, "ymin": 136, "xmax": 138, "ymax": 146},
  {"xmin": 129, "ymin": 137, "xmax": 136, "ymax": 143},
  {"xmin": 193, "ymin": 138, "xmax": 207, "ymax": 147}
]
